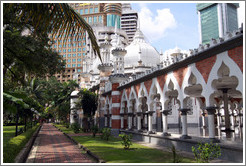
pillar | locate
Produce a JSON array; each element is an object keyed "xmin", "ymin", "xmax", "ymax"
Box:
[
  {"xmin": 220, "ymin": 88, "xmax": 232, "ymax": 131},
  {"xmin": 161, "ymin": 110, "xmax": 171, "ymax": 136},
  {"xmin": 206, "ymin": 107, "xmax": 220, "ymax": 142},
  {"xmin": 147, "ymin": 111, "xmax": 154, "ymax": 134},
  {"xmin": 180, "ymin": 109, "xmax": 191, "ymax": 139},
  {"xmin": 201, "ymin": 109, "xmax": 206, "ymax": 128},
  {"xmin": 128, "ymin": 113, "xmax": 133, "ymax": 130},
  {"xmin": 120, "ymin": 113, "xmax": 124, "ymax": 129},
  {"xmin": 137, "ymin": 112, "xmax": 142, "ymax": 131},
  {"xmin": 104, "ymin": 115, "xmax": 107, "ymax": 127}
]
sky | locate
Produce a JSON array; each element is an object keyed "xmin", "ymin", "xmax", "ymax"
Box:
[{"xmin": 130, "ymin": 2, "xmax": 245, "ymax": 53}]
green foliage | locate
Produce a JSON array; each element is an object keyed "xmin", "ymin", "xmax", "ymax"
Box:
[
  {"xmin": 192, "ymin": 141, "xmax": 221, "ymax": 163},
  {"xmin": 3, "ymin": 124, "xmax": 40, "ymax": 163},
  {"xmin": 119, "ymin": 134, "xmax": 132, "ymax": 149},
  {"xmin": 71, "ymin": 123, "xmax": 80, "ymax": 134},
  {"xmin": 101, "ymin": 128, "xmax": 111, "ymax": 141},
  {"xmin": 91, "ymin": 125, "xmax": 99, "ymax": 137}
]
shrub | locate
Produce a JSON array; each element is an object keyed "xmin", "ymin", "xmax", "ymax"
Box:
[
  {"xmin": 91, "ymin": 125, "xmax": 99, "ymax": 137},
  {"xmin": 71, "ymin": 123, "xmax": 80, "ymax": 134},
  {"xmin": 101, "ymin": 128, "xmax": 111, "ymax": 141},
  {"xmin": 3, "ymin": 124, "xmax": 40, "ymax": 163},
  {"xmin": 192, "ymin": 141, "xmax": 221, "ymax": 163},
  {"xmin": 119, "ymin": 134, "xmax": 132, "ymax": 149}
]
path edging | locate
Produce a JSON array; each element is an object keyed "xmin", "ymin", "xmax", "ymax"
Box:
[
  {"xmin": 14, "ymin": 125, "xmax": 42, "ymax": 163},
  {"xmin": 53, "ymin": 124, "xmax": 105, "ymax": 163}
]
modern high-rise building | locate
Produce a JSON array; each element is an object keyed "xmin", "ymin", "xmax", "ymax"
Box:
[
  {"xmin": 50, "ymin": 3, "xmax": 123, "ymax": 84},
  {"xmin": 196, "ymin": 3, "xmax": 239, "ymax": 44},
  {"xmin": 121, "ymin": 3, "xmax": 138, "ymax": 43}
]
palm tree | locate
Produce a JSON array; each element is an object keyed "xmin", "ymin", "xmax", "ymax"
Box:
[{"xmin": 4, "ymin": 3, "xmax": 101, "ymax": 61}]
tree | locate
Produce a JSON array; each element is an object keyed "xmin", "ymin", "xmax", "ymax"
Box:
[{"xmin": 77, "ymin": 89, "xmax": 98, "ymax": 131}]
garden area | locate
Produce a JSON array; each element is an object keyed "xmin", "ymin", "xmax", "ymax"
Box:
[
  {"xmin": 53, "ymin": 123, "xmax": 196, "ymax": 163},
  {"xmin": 3, "ymin": 124, "xmax": 40, "ymax": 163}
]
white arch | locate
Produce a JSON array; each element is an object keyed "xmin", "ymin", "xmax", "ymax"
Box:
[
  {"xmin": 120, "ymin": 90, "xmax": 128, "ymax": 113},
  {"xmin": 206, "ymin": 51, "xmax": 243, "ymax": 106}
]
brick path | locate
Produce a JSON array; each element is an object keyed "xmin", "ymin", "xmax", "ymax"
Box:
[{"xmin": 27, "ymin": 123, "xmax": 93, "ymax": 163}]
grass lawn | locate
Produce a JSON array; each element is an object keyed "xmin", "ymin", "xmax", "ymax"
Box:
[
  {"xmin": 72, "ymin": 135, "xmax": 195, "ymax": 163},
  {"xmin": 3, "ymin": 124, "xmax": 40, "ymax": 163},
  {"xmin": 53, "ymin": 124, "xmax": 79, "ymax": 134}
]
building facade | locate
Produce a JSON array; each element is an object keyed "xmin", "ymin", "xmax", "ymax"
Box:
[
  {"xmin": 121, "ymin": 3, "xmax": 138, "ymax": 43},
  {"xmin": 197, "ymin": 3, "xmax": 239, "ymax": 44}
]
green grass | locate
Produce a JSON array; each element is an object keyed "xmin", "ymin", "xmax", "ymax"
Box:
[
  {"xmin": 3, "ymin": 124, "xmax": 40, "ymax": 163},
  {"xmin": 72, "ymin": 135, "xmax": 195, "ymax": 163},
  {"xmin": 53, "ymin": 123, "xmax": 84, "ymax": 134}
]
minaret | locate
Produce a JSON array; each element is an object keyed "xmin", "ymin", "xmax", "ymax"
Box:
[{"xmin": 108, "ymin": 31, "xmax": 128, "ymax": 136}]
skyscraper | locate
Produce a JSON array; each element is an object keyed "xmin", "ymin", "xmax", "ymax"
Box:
[
  {"xmin": 121, "ymin": 3, "xmax": 138, "ymax": 43},
  {"xmin": 50, "ymin": 3, "xmax": 123, "ymax": 85},
  {"xmin": 196, "ymin": 3, "xmax": 239, "ymax": 44}
]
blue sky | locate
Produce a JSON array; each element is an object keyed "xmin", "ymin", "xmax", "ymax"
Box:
[{"xmin": 130, "ymin": 2, "xmax": 245, "ymax": 53}]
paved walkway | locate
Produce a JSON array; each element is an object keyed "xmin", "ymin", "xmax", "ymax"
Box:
[{"xmin": 26, "ymin": 123, "xmax": 93, "ymax": 163}]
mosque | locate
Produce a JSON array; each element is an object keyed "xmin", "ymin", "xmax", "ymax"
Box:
[{"xmin": 70, "ymin": 20, "xmax": 243, "ymax": 162}]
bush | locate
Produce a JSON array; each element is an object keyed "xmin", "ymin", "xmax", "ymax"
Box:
[
  {"xmin": 3, "ymin": 124, "xmax": 40, "ymax": 163},
  {"xmin": 71, "ymin": 123, "xmax": 80, "ymax": 134},
  {"xmin": 192, "ymin": 141, "xmax": 221, "ymax": 163},
  {"xmin": 91, "ymin": 125, "xmax": 99, "ymax": 137},
  {"xmin": 119, "ymin": 134, "xmax": 132, "ymax": 149},
  {"xmin": 100, "ymin": 128, "xmax": 111, "ymax": 141}
]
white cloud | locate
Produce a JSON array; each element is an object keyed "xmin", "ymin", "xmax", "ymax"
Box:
[
  {"xmin": 238, "ymin": 2, "xmax": 245, "ymax": 27},
  {"xmin": 138, "ymin": 5, "xmax": 177, "ymax": 43}
]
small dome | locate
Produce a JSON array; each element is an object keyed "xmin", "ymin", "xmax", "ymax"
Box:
[
  {"xmin": 124, "ymin": 29, "xmax": 160, "ymax": 67},
  {"xmin": 71, "ymin": 90, "xmax": 79, "ymax": 97}
]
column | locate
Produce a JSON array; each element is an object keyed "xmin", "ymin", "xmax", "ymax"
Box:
[
  {"xmin": 104, "ymin": 115, "xmax": 107, "ymax": 127},
  {"xmin": 180, "ymin": 108, "xmax": 191, "ymax": 139},
  {"xmin": 128, "ymin": 113, "xmax": 133, "ymax": 130},
  {"xmin": 147, "ymin": 111, "xmax": 154, "ymax": 134},
  {"xmin": 137, "ymin": 112, "xmax": 142, "ymax": 131},
  {"xmin": 206, "ymin": 107, "xmax": 220, "ymax": 142},
  {"xmin": 238, "ymin": 110, "xmax": 243, "ymax": 127},
  {"xmin": 120, "ymin": 113, "xmax": 124, "ymax": 129},
  {"xmin": 220, "ymin": 88, "xmax": 232, "ymax": 131},
  {"xmin": 201, "ymin": 109, "xmax": 206, "ymax": 128},
  {"xmin": 109, "ymin": 114, "xmax": 112, "ymax": 128},
  {"xmin": 216, "ymin": 111, "xmax": 221, "ymax": 128},
  {"xmin": 161, "ymin": 110, "xmax": 171, "ymax": 136}
]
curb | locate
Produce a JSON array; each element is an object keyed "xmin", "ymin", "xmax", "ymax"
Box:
[
  {"xmin": 14, "ymin": 125, "xmax": 42, "ymax": 163},
  {"xmin": 53, "ymin": 124, "xmax": 105, "ymax": 163}
]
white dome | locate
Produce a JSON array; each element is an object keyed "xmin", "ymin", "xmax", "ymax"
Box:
[
  {"xmin": 124, "ymin": 29, "xmax": 160, "ymax": 67},
  {"xmin": 71, "ymin": 90, "xmax": 79, "ymax": 97}
]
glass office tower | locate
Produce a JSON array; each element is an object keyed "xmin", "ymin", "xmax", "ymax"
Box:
[{"xmin": 196, "ymin": 3, "xmax": 239, "ymax": 44}]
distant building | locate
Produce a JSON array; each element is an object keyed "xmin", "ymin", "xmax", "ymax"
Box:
[
  {"xmin": 196, "ymin": 3, "xmax": 239, "ymax": 44},
  {"xmin": 121, "ymin": 3, "xmax": 138, "ymax": 43}
]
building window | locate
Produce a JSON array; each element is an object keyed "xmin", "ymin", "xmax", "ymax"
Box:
[
  {"xmin": 72, "ymin": 64, "xmax": 76, "ymax": 67},
  {"xmin": 63, "ymin": 44, "xmax": 66, "ymax": 47},
  {"xmin": 80, "ymin": 9, "xmax": 83, "ymax": 15},
  {"xmin": 67, "ymin": 64, "xmax": 71, "ymax": 67},
  {"xmin": 68, "ymin": 39, "xmax": 71, "ymax": 42},
  {"xmin": 73, "ymin": 48, "xmax": 76, "ymax": 52},
  {"xmin": 94, "ymin": 16, "xmax": 97, "ymax": 23},
  {"xmin": 68, "ymin": 54, "xmax": 71, "ymax": 57},
  {"xmin": 83, "ymin": 48, "xmax": 86, "ymax": 51},
  {"xmin": 88, "ymin": 17, "xmax": 92, "ymax": 23},
  {"xmin": 78, "ymin": 53, "xmax": 81, "ymax": 56},
  {"xmin": 72, "ymin": 54, "xmax": 76, "ymax": 57},
  {"xmin": 77, "ymin": 64, "xmax": 81, "ymax": 67},
  {"xmin": 54, "ymin": 45, "xmax": 57, "ymax": 48},
  {"xmin": 85, "ymin": 8, "xmax": 88, "ymax": 14},
  {"xmin": 83, "ymin": 43, "xmax": 86, "ymax": 45},
  {"xmin": 73, "ymin": 43, "xmax": 76, "ymax": 47},
  {"xmin": 78, "ymin": 48, "xmax": 82, "ymax": 51},
  {"xmin": 94, "ymin": 7, "xmax": 98, "ymax": 13},
  {"xmin": 78, "ymin": 69, "xmax": 81, "ymax": 72},
  {"xmin": 59, "ymin": 44, "xmax": 62, "ymax": 48},
  {"xmin": 83, "ymin": 53, "xmax": 86, "ymax": 56},
  {"xmin": 68, "ymin": 49, "xmax": 71, "ymax": 52},
  {"xmin": 68, "ymin": 59, "xmax": 71, "ymax": 62},
  {"xmin": 78, "ymin": 43, "xmax": 82, "ymax": 46},
  {"xmin": 68, "ymin": 44, "xmax": 71, "ymax": 47},
  {"xmin": 72, "ymin": 59, "xmax": 76, "ymax": 62},
  {"xmin": 63, "ymin": 54, "xmax": 66, "ymax": 58},
  {"xmin": 99, "ymin": 15, "xmax": 102, "ymax": 23},
  {"xmin": 89, "ymin": 8, "xmax": 93, "ymax": 14},
  {"xmin": 78, "ymin": 58, "xmax": 81, "ymax": 62},
  {"xmin": 78, "ymin": 38, "xmax": 82, "ymax": 41}
]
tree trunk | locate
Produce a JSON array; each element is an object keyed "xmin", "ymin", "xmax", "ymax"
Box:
[{"xmin": 15, "ymin": 111, "xmax": 19, "ymax": 136}]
